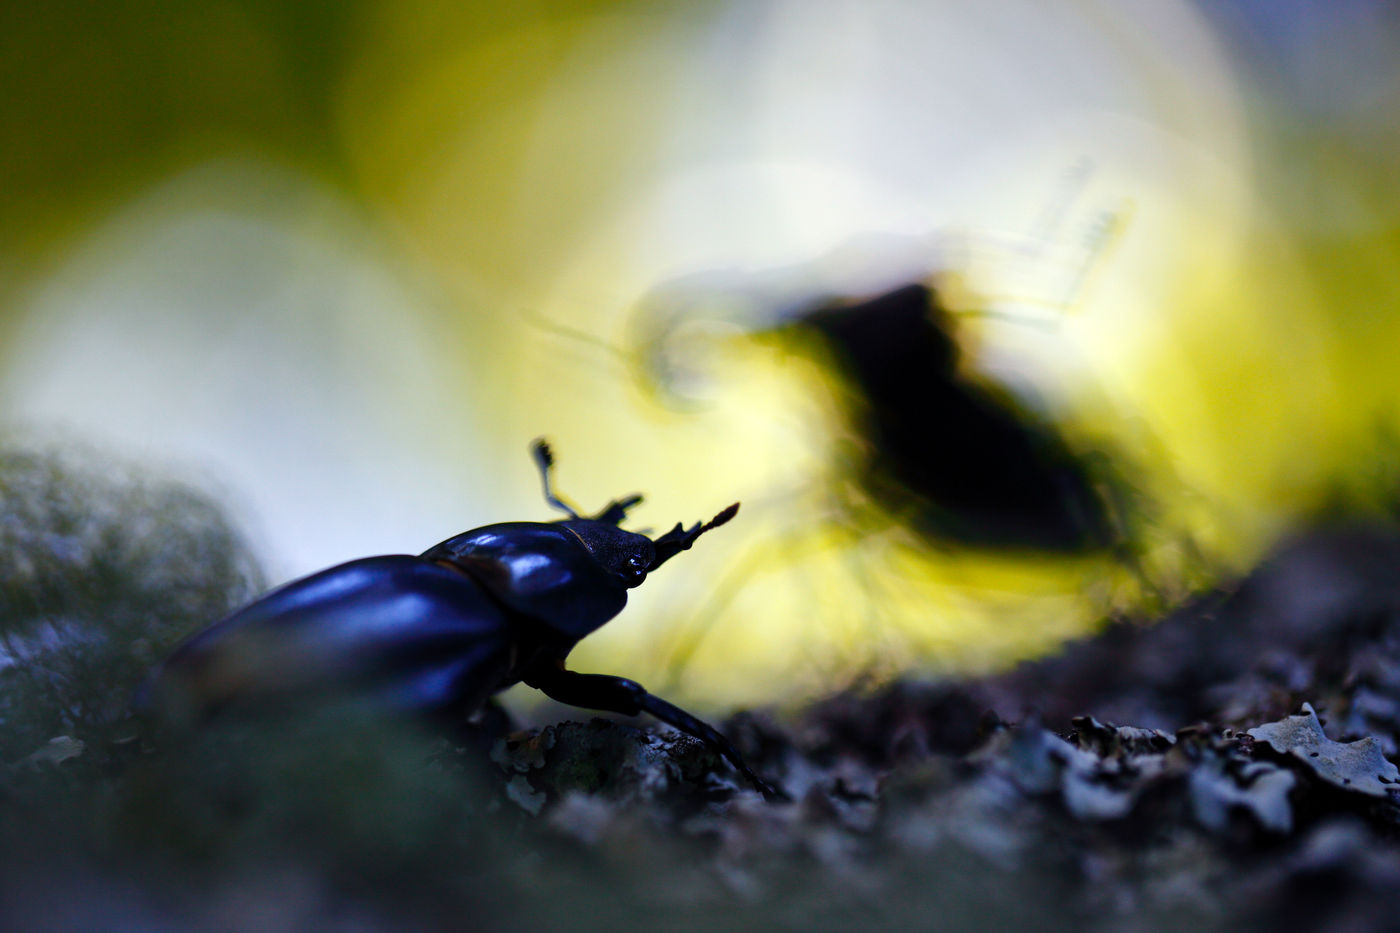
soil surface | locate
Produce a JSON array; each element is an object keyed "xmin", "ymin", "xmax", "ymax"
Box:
[{"xmin": 6, "ymin": 455, "xmax": 1400, "ymax": 932}]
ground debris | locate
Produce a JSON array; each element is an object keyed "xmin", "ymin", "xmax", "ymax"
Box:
[
  {"xmin": 1247, "ymin": 703, "xmax": 1400, "ymax": 798},
  {"xmin": 12, "ymin": 521, "xmax": 1400, "ymax": 932},
  {"xmin": 1188, "ymin": 749, "xmax": 1296, "ymax": 834},
  {"xmin": 477, "ymin": 691, "xmax": 1395, "ymax": 930},
  {"xmin": 470, "ymin": 522, "xmax": 1400, "ymax": 933},
  {"xmin": 7, "ymin": 735, "xmax": 86, "ymax": 771}
]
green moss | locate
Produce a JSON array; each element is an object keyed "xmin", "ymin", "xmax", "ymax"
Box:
[{"xmin": 0, "ymin": 439, "xmax": 264, "ymax": 762}]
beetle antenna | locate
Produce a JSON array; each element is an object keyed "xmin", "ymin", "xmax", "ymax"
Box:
[
  {"xmin": 649, "ymin": 502, "xmax": 740, "ymax": 570},
  {"xmin": 521, "ymin": 309, "xmax": 633, "ymax": 365},
  {"xmin": 531, "ymin": 438, "xmax": 583, "ymax": 519}
]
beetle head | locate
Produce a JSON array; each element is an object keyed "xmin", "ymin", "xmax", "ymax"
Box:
[
  {"xmin": 532, "ymin": 437, "xmax": 739, "ymax": 576},
  {"xmin": 421, "ymin": 442, "xmax": 740, "ymax": 639},
  {"xmin": 557, "ymin": 499, "xmax": 739, "ymax": 584},
  {"xmin": 555, "ymin": 518, "xmax": 655, "ymax": 588}
]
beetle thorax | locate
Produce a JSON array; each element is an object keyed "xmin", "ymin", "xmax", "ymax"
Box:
[
  {"xmin": 556, "ymin": 520, "xmax": 655, "ymax": 589},
  {"xmin": 420, "ymin": 521, "xmax": 639, "ymax": 638}
]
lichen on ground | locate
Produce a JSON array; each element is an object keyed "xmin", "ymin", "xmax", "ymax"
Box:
[{"xmin": 6, "ymin": 442, "xmax": 1400, "ymax": 932}]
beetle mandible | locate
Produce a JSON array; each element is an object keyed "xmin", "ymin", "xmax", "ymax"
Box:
[{"xmin": 138, "ymin": 439, "xmax": 780, "ymax": 799}]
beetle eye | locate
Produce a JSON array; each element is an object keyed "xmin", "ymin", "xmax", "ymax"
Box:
[{"xmin": 620, "ymin": 554, "xmax": 648, "ymax": 586}]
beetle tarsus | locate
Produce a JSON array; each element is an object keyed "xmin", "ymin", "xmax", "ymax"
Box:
[
  {"xmin": 524, "ymin": 667, "xmax": 783, "ymax": 800},
  {"xmin": 531, "ymin": 438, "xmax": 583, "ymax": 519},
  {"xmin": 635, "ymin": 690, "xmax": 786, "ymax": 801}
]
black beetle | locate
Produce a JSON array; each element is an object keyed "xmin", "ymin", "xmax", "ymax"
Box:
[
  {"xmin": 138, "ymin": 440, "xmax": 780, "ymax": 799},
  {"xmin": 631, "ymin": 277, "xmax": 1142, "ymax": 681},
  {"xmin": 634, "ymin": 275, "xmax": 1128, "ymax": 554},
  {"xmin": 791, "ymin": 282, "xmax": 1123, "ymax": 553}
]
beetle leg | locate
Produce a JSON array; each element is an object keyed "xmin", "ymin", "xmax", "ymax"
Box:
[
  {"xmin": 524, "ymin": 669, "xmax": 783, "ymax": 800},
  {"xmin": 531, "ymin": 438, "xmax": 583, "ymax": 518},
  {"xmin": 591, "ymin": 494, "xmax": 644, "ymax": 526}
]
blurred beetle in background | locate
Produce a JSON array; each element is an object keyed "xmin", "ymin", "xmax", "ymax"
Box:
[
  {"xmin": 630, "ymin": 259, "xmax": 1139, "ymax": 559},
  {"xmin": 137, "ymin": 440, "xmax": 780, "ymax": 799},
  {"xmin": 779, "ymin": 281, "xmax": 1124, "ymax": 554},
  {"xmin": 518, "ymin": 188, "xmax": 1167, "ymax": 690},
  {"xmin": 617, "ymin": 233, "xmax": 1161, "ymax": 684}
]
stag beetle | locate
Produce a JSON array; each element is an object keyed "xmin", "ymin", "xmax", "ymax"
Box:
[
  {"xmin": 792, "ymin": 282, "xmax": 1121, "ymax": 553},
  {"xmin": 138, "ymin": 440, "xmax": 780, "ymax": 799},
  {"xmin": 636, "ymin": 277, "xmax": 1124, "ymax": 553}
]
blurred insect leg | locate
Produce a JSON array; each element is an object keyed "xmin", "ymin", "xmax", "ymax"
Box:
[
  {"xmin": 653, "ymin": 555, "xmax": 758, "ymax": 692},
  {"xmin": 525, "ymin": 668, "xmax": 782, "ymax": 800},
  {"xmin": 653, "ymin": 521, "xmax": 832, "ymax": 692},
  {"xmin": 829, "ymin": 517, "xmax": 911, "ymax": 678},
  {"xmin": 816, "ymin": 467, "xmax": 937, "ymax": 675},
  {"xmin": 1082, "ymin": 455, "xmax": 1165, "ymax": 608}
]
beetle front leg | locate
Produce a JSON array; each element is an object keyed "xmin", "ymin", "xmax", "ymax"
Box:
[{"xmin": 524, "ymin": 668, "xmax": 783, "ymax": 800}]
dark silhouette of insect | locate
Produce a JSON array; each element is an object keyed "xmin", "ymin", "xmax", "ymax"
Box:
[
  {"xmin": 632, "ymin": 275, "xmax": 1126, "ymax": 555},
  {"xmin": 792, "ymin": 281, "xmax": 1121, "ymax": 553},
  {"xmin": 623, "ymin": 275, "xmax": 1141, "ymax": 684},
  {"xmin": 137, "ymin": 440, "xmax": 780, "ymax": 799}
]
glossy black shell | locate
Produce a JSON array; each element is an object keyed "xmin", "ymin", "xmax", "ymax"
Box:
[
  {"xmin": 422, "ymin": 520, "xmax": 656, "ymax": 637},
  {"xmin": 140, "ymin": 517, "xmax": 661, "ymax": 722},
  {"xmin": 142, "ymin": 556, "xmax": 518, "ymax": 722}
]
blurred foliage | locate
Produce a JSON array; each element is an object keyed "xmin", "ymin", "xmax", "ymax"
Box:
[
  {"xmin": 0, "ymin": 0, "xmax": 365, "ymax": 278},
  {"xmin": 0, "ymin": 438, "xmax": 263, "ymax": 760},
  {"xmin": 4, "ymin": 0, "xmax": 1400, "ymax": 703}
]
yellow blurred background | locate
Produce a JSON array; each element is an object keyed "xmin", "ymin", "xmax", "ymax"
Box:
[{"xmin": 3, "ymin": 0, "xmax": 1399, "ymax": 707}]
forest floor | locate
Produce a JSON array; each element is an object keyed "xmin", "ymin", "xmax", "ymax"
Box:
[{"xmin": 7, "ymin": 493, "xmax": 1400, "ymax": 930}]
